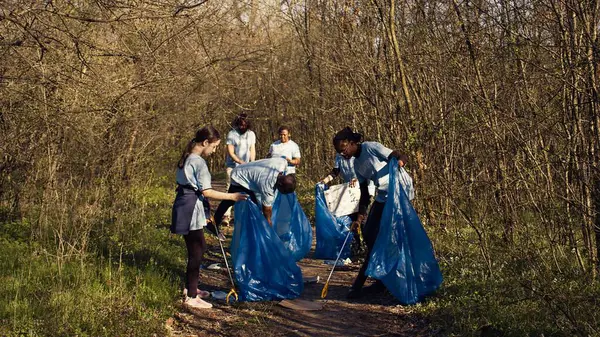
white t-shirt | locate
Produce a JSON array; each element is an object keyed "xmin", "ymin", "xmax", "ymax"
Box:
[
  {"xmin": 268, "ymin": 140, "xmax": 301, "ymax": 174},
  {"xmin": 230, "ymin": 158, "xmax": 288, "ymax": 207},
  {"xmin": 225, "ymin": 129, "xmax": 256, "ymax": 168},
  {"xmin": 175, "ymin": 153, "xmax": 212, "ymax": 230}
]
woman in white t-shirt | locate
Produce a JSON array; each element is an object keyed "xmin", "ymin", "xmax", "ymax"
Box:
[
  {"xmin": 267, "ymin": 125, "xmax": 301, "ymax": 174},
  {"xmin": 223, "ymin": 114, "xmax": 256, "ymax": 225}
]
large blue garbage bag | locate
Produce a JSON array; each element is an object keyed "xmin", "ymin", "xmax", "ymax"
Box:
[
  {"xmin": 230, "ymin": 199, "xmax": 303, "ymax": 302},
  {"xmin": 271, "ymin": 192, "xmax": 312, "ymax": 261},
  {"xmin": 313, "ymin": 185, "xmax": 352, "ymax": 260},
  {"xmin": 366, "ymin": 158, "xmax": 443, "ymax": 305}
]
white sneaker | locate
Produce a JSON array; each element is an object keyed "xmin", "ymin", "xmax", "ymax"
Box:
[
  {"xmin": 183, "ymin": 288, "xmax": 210, "ymax": 299},
  {"xmin": 184, "ymin": 296, "xmax": 213, "ymax": 309}
]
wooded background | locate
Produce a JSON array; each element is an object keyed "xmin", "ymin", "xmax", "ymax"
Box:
[{"xmin": 1, "ymin": 0, "xmax": 599, "ymax": 335}]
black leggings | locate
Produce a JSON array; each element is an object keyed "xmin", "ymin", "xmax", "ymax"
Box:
[
  {"xmin": 183, "ymin": 229, "xmax": 207, "ymax": 298},
  {"xmin": 213, "ymin": 184, "xmax": 258, "ymax": 225},
  {"xmin": 351, "ymin": 201, "xmax": 385, "ymax": 290}
]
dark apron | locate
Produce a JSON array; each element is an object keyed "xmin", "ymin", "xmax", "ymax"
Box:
[{"xmin": 170, "ymin": 185, "xmax": 210, "ymax": 235}]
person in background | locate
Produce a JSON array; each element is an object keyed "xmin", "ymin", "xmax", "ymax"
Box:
[
  {"xmin": 171, "ymin": 126, "xmax": 248, "ymax": 310},
  {"xmin": 267, "ymin": 125, "xmax": 301, "ymax": 175},
  {"xmin": 331, "ymin": 127, "xmax": 409, "ymax": 300},
  {"xmin": 223, "ymin": 113, "xmax": 256, "ymax": 226},
  {"xmin": 213, "ymin": 158, "xmax": 296, "ymax": 227},
  {"xmin": 320, "ymin": 153, "xmax": 358, "ymax": 187}
]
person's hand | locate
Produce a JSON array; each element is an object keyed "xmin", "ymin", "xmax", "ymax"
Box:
[
  {"xmin": 217, "ymin": 232, "xmax": 226, "ymax": 241},
  {"xmin": 232, "ymin": 193, "xmax": 248, "ymax": 201},
  {"xmin": 351, "ymin": 214, "xmax": 365, "ymax": 231},
  {"xmin": 349, "ymin": 178, "xmax": 358, "ymax": 187},
  {"xmin": 320, "ymin": 175, "xmax": 333, "ymax": 185},
  {"xmin": 398, "ymin": 153, "xmax": 408, "ymax": 167}
]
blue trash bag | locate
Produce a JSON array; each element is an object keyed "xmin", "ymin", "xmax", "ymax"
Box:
[
  {"xmin": 366, "ymin": 158, "xmax": 443, "ymax": 305},
  {"xmin": 271, "ymin": 192, "xmax": 312, "ymax": 261},
  {"xmin": 313, "ymin": 184, "xmax": 352, "ymax": 260},
  {"xmin": 230, "ymin": 199, "xmax": 303, "ymax": 302}
]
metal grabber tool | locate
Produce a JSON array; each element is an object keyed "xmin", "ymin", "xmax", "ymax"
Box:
[
  {"xmin": 321, "ymin": 229, "xmax": 353, "ymax": 299},
  {"xmin": 213, "ymin": 219, "xmax": 239, "ymax": 303}
]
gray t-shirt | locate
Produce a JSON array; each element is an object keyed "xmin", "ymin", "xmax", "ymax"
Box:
[
  {"xmin": 225, "ymin": 129, "xmax": 256, "ymax": 168},
  {"xmin": 268, "ymin": 140, "xmax": 301, "ymax": 174},
  {"xmin": 335, "ymin": 153, "xmax": 376, "ymax": 196},
  {"xmin": 353, "ymin": 142, "xmax": 393, "ymax": 203},
  {"xmin": 230, "ymin": 158, "xmax": 288, "ymax": 207},
  {"xmin": 175, "ymin": 153, "xmax": 212, "ymax": 230},
  {"xmin": 334, "ymin": 153, "xmax": 356, "ymax": 183}
]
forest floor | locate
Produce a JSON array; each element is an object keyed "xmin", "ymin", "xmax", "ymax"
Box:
[{"xmin": 165, "ymin": 181, "xmax": 440, "ymax": 337}]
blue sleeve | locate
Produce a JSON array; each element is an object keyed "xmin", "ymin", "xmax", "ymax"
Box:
[
  {"xmin": 368, "ymin": 142, "xmax": 393, "ymax": 162},
  {"xmin": 192, "ymin": 157, "xmax": 212, "ymax": 191},
  {"xmin": 262, "ymin": 190, "xmax": 275, "ymax": 207}
]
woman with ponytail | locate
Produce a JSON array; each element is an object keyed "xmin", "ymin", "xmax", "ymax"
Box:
[
  {"xmin": 331, "ymin": 127, "xmax": 410, "ymax": 299},
  {"xmin": 171, "ymin": 125, "xmax": 248, "ymax": 310}
]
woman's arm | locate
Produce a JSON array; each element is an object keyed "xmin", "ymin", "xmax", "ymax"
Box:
[
  {"xmin": 320, "ymin": 168, "xmax": 341, "ymax": 184},
  {"xmin": 227, "ymin": 144, "xmax": 245, "ymax": 164},
  {"xmin": 262, "ymin": 205, "xmax": 273, "ymax": 225},
  {"xmin": 249, "ymin": 144, "xmax": 256, "ymax": 162},
  {"xmin": 351, "ymin": 181, "xmax": 371, "ymax": 230},
  {"xmin": 388, "ymin": 150, "xmax": 408, "ymax": 167},
  {"xmin": 202, "ymin": 189, "xmax": 247, "ymax": 201},
  {"xmin": 287, "ymin": 157, "xmax": 301, "ymax": 166}
]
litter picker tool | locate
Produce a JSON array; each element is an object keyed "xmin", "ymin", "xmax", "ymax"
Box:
[
  {"xmin": 213, "ymin": 220, "xmax": 239, "ymax": 303},
  {"xmin": 321, "ymin": 228, "xmax": 353, "ymax": 299}
]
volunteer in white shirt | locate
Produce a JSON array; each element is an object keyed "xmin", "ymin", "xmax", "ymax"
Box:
[{"xmin": 267, "ymin": 125, "xmax": 301, "ymax": 174}]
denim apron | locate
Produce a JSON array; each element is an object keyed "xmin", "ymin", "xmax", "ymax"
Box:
[{"xmin": 170, "ymin": 185, "xmax": 210, "ymax": 235}]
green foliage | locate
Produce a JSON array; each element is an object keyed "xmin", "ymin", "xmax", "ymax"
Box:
[
  {"xmin": 295, "ymin": 174, "xmax": 317, "ymax": 222},
  {"xmin": 1, "ymin": 1, "xmax": 599, "ymax": 335},
  {"xmin": 0, "ymin": 182, "xmax": 184, "ymax": 336},
  {"xmin": 0, "ymin": 238, "xmax": 178, "ymax": 336},
  {"xmin": 417, "ymin": 222, "xmax": 600, "ymax": 336}
]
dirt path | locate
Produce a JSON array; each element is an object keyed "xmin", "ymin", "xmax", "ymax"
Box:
[{"xmin": 167, "ymin": 181, "xmax": 437, "ymax": 337}]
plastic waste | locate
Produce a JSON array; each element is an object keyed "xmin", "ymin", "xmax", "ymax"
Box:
[
  {"xmin": 207, "ymin": 263, "xmax": 221, "ymax": 270},
  {"xmin": 323, "ymin": 258, "xmax": 352, "ymax": 266},
  {"xmin": 211, "ymin": 291, "xmax": 228, "ymax": 300}
]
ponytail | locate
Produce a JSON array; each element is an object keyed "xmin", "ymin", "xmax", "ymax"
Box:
[
  {"xmin": 177, "ymin": 125, "xmax": 221, "ymax": 168},
  {"xmin": 333, "ymin": 126, "xmax": 363, "ymax": 146},
  {"xmin": 177, "ymin": 139, "xmax": 197, "ymax": 169}
]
